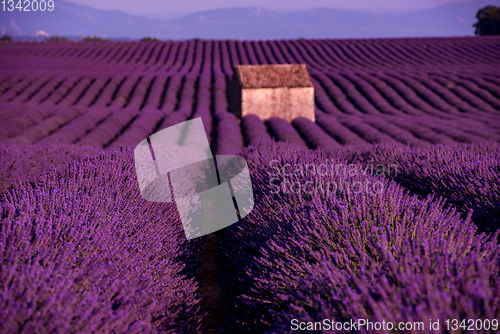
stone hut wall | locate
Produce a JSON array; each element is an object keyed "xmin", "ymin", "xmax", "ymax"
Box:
[{"xmin": 229, "ymin": 64, "xmax": 315, "ymax": 122}]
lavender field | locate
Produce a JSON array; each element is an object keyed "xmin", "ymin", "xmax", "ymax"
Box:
[
  {"xmin": 1, "ymin": 37, "xmax": 500, "ymax": 333},
  {"xmin": 0, "ymin": 37, "xmax": 500, "ymax": 151}
]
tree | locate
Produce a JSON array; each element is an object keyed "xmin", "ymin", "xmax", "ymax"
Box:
[
  {"xmin": 49, "ymin": 36, "xmax": 70, "ymax": 42},
  {"xmin": 473, "ymin": 5, "xmax": 500, "ymax": 35},
  {"xmin": 140, "ymin": 37, "xmax": 161, "ymax": 42},
  {"xmin": 82, "ymin": 36, "xmax": 108, "ymax": 42}
]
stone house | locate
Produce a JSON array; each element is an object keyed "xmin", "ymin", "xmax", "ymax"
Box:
[{"xmin": 229, "ymin": 64, "xmax": 315, "ymax": 122}]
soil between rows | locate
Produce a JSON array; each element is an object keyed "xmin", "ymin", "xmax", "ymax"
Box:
[{"xmin": 197, "ymin": 233, "xmax": 223, "ymax": 333}]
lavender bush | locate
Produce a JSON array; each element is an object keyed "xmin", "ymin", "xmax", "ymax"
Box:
[
  {"xmin": 291, "ymin": 116, "xmax": 340, "ymax": 149},
  {"xmin": 0, "ymin": 147, "xmax": 203, "ymax": 333},
  {"xmin": 0, "ymin": 143, "xmax": 101, "ymax": 193},
  {"xmin": 347, "ymin": 141, "xmax": 500, "ymax": 233},
  {"xmin": 216, "ymin": 141, "xmax": 500, "ymax": 333},
  {"xmin": 265, "ymin": 117, "xmax": 308, "ymax": 148},
  {"xmin": 241, "ymin": 114, "xmax": 272, "ymax": 146},
  {"xmin": 214, "ymin": 112, "xmax": 244, "ymax": 155}
]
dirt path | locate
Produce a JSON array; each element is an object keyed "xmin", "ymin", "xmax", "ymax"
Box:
[{"xmin": 197, "ymin": 233, "xmax": 222, "ymax": 333}]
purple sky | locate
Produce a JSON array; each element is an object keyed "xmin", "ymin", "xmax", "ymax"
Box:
[{"xmin": 64, "ymin": 0, "xmax": 477, "ymax": 18}]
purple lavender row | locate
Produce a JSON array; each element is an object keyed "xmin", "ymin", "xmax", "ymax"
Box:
[
  {"xmin": 353, "ymin": 141, "xmax": 500, "ymax": 231},
  {"xmin": 107, "ymin": 106, "xmax": 164, "ymax": 148},
  {"xmin": 317, "ymin": 40, "xmax": 360, "ymax": 69},
  {"xmin": 327, "ymin": 72, "xmax": 382, "ymax": 115},
  {"xmin": 108, "ymin": 75, "xmax": 142, "ymax": 109},
  {"xmin": 427, "ymin": 40, "xmax": 499, "ymax": 66},
  {"xmin": 390, "ymin": 72, "xmax": 486, "ymax": 117},
  {"xmin": 0, "ymin": 75, "xmax": 24, "ymax": 99},
  {"xmin": 484, "ymin": 76, "xmax": 500, "ymax": 89},
  {"xmin": 214, "ymin": 112, "xmax": 244, "ymax": 155},
  {"xmin": 173, "ymin": 74, "xmax": 197, "ymax": 116},
  {"xmin": 192, "ymin": 40, "xmax": 214, "ymax": 142},
  {"xmin": 89, "ymin": 74, "xmax": 126, "ymax": 108},
  {"xmin": 315, "ymin": 111, "xmax": 367, "ymax": 145},
  {"xmin": 374, "ymin": 72, "xmax": 454, "ymax": 118},
  {"xmin": 159, "ymin": 75, "xmax": 184, "ymax": 114},
  {"xmin": 219, "ymin": 41, "xmax": 234, "ymax": 76},
  {"xmin": 227, "ymin": 40, "xmax": 241, "ymax": 69},
  {"xmin": 339, "ymin": 116, "xmax": 396, "ymax": 144},
  {"xmin": 7, "ymin": 105, "xmax": 87, "ymax": 145},
  {"xmin": 38, "ymin": 107, "xmax": 115, "ymax": 146},
  {"xmin": 417, "ymin": 73, "xmax": 500, "ymax": 123},
  {"xmin": 289, "ymin": 39, "xmax": 334, "ymax": 70},
  {"xmin": 78, "ymin": 107, "xmax": 140, "ymax": 148},
  {"xmin": 107, "ymin": 42, "xmax": 141, "ymax": 63},
  {"xmin": 124, "ymin": 42, "xmax": 154, "ymax": 64},
  {"xmin": 18, "ymin": 74, "xmax": 65, "ymax": 104},
  {"xmin": 272, "ymin": 40, "xmax": 296, "ymax": 64},
  {"xmin": 153, "ymin": 41, "xmax": 183, "ymax": 73},
  {"xmin": 435, "ymin": 73, "xmax": 500, "ymax": 110},
  {"xmin": 355, "ymin": 72, "xmax": 427, "ymax": 116},
  {"xmin": 67, "ymin": 76, "xmax": 109, "ymax": 107},
  {"xmin": 312, "ymin": 72, "xmax": 364, "ymax": 115},
  {"xmin": 302, "ymin": 40, "xmax": 343, "ymax": 70},
  {"xmin": 414, "ymin": 117, "xmax": 488, "ymax": 143},
  {"xmin": 236, "ymin": 40, "xmax": 250, "ymax": 65},
  {"xmin": 362, "ymin": 116, "xmax": 429, "ymax": 147},
  {"xmin": 387, "ymin": 117, "xmax": 457, "ymax": 145},
  {"xmin": 367, "ymin": 114, "xmax": 489, "ymax": 144},
  {"xmin": 114, "ymin": 42, "xmax": 143, "ymax": 63},
  {"xmin": 259, "ymin": 40, "xmax": 280, "ymax": 64},
  {"xmin": 291, "ymin": 116, "xmax": 341, "ymax": 149},
  {"xmin": 121, "ymin": 76, "xmax": 155, "ymax": 110},
  {"xmin": 311, "ymin": 78, "xmax": 344, "ymax": 116},
  {"xmin": 316, "ymin": 70, "xmax": 411, "ymax": 118},
  {"xmin": 141, "ymin": 74, "xmax": 167, "ymax": 110},
  {"xmin": 3, "ymin": 37, "xmax": 499, "ymax": 71},
  {"xmin": 170, "ymin": 41, "xmax": 203, "ymax": 118},
  {"xmin": 0, "ymin": 102, "xmax": 30, "ymax": 124},
  {"xmin": 212, "ymin": 41, "xmax": 229, "ymax": 115},
  {"xmin": 215, "ymin": 142, "xmax": 500, "ymax": 332},
  {"xmin": 56, "ymin": 77, "xmax": 95, "ymax": 107},
  {"xmin": 140, "ymin": 42, "xmax": 166, "ymax": 70},
  {"xmin": 250, "ymin": 40, "xmax": 274, "ymax": 64},
  {"xmin": 241, "ymin": 114, "xmax": 272, "ymax": 146},
  {"xmin": 341, "ymin": 72, "xmax": 405, "ymax": 116},
  {"xmin": 0, "ymin": 103, "xmax": 59, "ymax": 139},
  {"xmin": 0, "ymin": 148, "xmax": 203, "ymax": 333},
  {"xmin": 0, "ymin": 76, "xmax": 45, "ymax": 103},
  {"xmin": 425, "ymin": 73, "xmax": 500, "ymax": 117},
  {"xmin": 242, "ymin": 41, "xmax": 259, "ymax": 65},
  {"xmin": 265, "ymin": 116, "xmax": 308, "ymax": 148},
  {"xmin": 0, "ymin": 143, "xmax": 101, "ymax": 193}
]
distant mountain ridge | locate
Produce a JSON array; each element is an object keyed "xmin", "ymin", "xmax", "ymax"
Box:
[{"xmin": 0, "ymin": 0, "xmax": 494, "ymax": 40}]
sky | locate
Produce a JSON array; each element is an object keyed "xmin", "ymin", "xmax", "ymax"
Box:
[{"xmin": 63, "ymin": 0, "xmax": 479, "ymax": 18}]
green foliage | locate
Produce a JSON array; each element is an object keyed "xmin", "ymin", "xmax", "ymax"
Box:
[
  {"xmin": 0, "ymin": 35, "xmax": 12, "ymax": 42},
  {"xmin": 49, "ymin": 36, "xmax": 70, "ymax": 42},
  {"xmin": 473, "ymin": 5, "xmax": 500, "ymax": 35},
  {"xmin": 140, "ymin": 37, "xmax": 161, "ymax": 42},
  {"xmin": 82, "ymin": 36, "xmax": 108, "ymax": 42}
]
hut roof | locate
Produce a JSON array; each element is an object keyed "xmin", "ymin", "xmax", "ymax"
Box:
[{"xmin": 234, "ymin": 64, "xmax": 313, "ymax": 89}]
